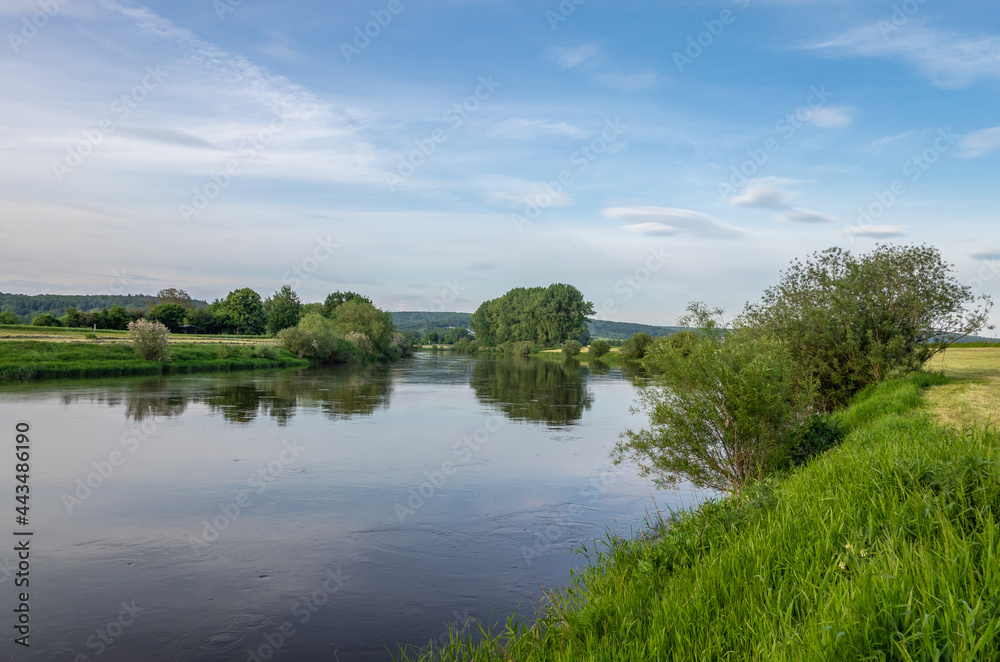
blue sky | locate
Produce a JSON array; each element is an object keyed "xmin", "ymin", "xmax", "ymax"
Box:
[{"xmin": 2, "ymin": 0, "xmax": 999, "ymax": 327}]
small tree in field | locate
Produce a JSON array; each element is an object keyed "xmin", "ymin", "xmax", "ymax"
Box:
[
  {"xmin": 589, "ymin": 339, "xmax": 611, "ymax": 358},
  {"xmin": 613, "ymin": 303, "xmax": 813, "ymax": 493},
  {"xmin": 562, "ymin": 339, "xmax": 582, "ymax": 357},
  {"xmin": 129, "ymin": 319, "xmax": 171, "ymax": 362}
]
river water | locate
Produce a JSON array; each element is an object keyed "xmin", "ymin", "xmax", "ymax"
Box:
[{"xmin": 0, "ymin": 353, "xmax": 702, "ymax": 661}]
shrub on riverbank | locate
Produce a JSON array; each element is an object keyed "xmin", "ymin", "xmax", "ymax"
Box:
[
  {"xmin": 414, "ymin": 371, "xmax": 1000, "ymax": 660},
  {"xmin": 129, "ymin": 319, "xmax": 171, "ymax": 361},
  {"xmin": 588, "ymin": 339, "xmax": 610, "ymax": 358}
]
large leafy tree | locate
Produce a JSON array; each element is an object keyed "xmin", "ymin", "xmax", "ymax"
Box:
[
  {"xmin": 264, "ymin": 285, "xmax": 302, "ymax": 336},
  {"xmin": 322, "ymin": 291, "xmax": 373, "ymax": 318},
  {"xmin": 156, "ymin": 288, "xmax": 193, "ymax": 308},
  {"xmin": 471, "ymin": 283, "xmax": 594, "ymax": 346},
  {"xmin": 221, "ymin": 288, "xmax": 265, "ymax": 335},
  {"xmin": 330, "ymin": 299, "xmax": 395, "ymax": 353},
  {"xmin": 146, "ymin": 303, "xmax": 187, "ymax": 332},
  {"xmin": 739, "ymin": 244, "xmax": 993, "ymax": 411}
]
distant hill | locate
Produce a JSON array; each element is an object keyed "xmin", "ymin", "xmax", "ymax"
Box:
[
  {"xmin": 0, "ymin": 292, "xmax": 208, "ymax": 323},
  {"xmin": 390, "ymin": 311, "xmax": 681, "ymax": 340}
]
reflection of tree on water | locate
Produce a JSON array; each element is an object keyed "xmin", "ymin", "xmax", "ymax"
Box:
[{"xmin": 470, "ymin": 357, "xmax": 593, "ymax": 427}]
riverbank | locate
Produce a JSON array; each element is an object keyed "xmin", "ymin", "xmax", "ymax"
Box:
[
  {"xmin": 0, "ymin": 339, "xmax": 309, "ymax": 382},
  {"xmin": 411, "ymin": 347, "xmax": 1000, "ymax": 660}
]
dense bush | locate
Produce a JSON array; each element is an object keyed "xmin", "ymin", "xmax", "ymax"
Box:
[
  {"xmin": 276, "ymin": 314, "xmax": 352, "ymax": 362},
  {"xmin": 331, "ymin": 300, "xmax": 395, "ymax": 355},
  {"xmin": 562, "ymin": 339, "xmax": 582, "ymax": 357},
  {"xmin": 588, "ymin": 339, "xmax": 611, "ymax": 358},
  {"xmin": 128, "ymin": 319, "xmax": 171, "ymax": 362},
  {"xmin": 471, "ymin": 283, "xmax": 594, "ymax": 347},
  {"xmin": 621, "ymin": 332, "xmax": 653, "ymax": 359},
  {"xmin": 31, "ymin": 313, "xmax": 62, "ymax": 327},
  {"xmin": 0, "ymin": 311, "xmax": 20, "ymax": 325},
  {"xmin": 146, "ymin": 303, "xmax": 187, "ymax": 332}
]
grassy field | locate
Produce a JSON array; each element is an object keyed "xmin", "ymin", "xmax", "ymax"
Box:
[
  {"xmin": 925, "ymin": 346, "xmax": 1000, "ymax": 428},
  {"xmin": 404, "ymin": 359, "xmax": 1000, "ymax": 660},
  {"xmin": 0, "ymin": 340, "xmax": 308, "ymax": 382},
  {"xmin": 0, "ymin": 324, "xmax": 266, "ymax": 344}
]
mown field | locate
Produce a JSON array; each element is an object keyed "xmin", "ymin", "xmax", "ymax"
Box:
[
  {"xmin": 0, "ymin": 324, "xmax": 264, "ymax": 344},
  {"xmin": 403, "ymin": 348, "xmax": 1000, "ymax": 661}
]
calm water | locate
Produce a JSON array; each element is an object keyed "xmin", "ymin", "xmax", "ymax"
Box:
[{"xmin": 0, "ymin": 354, "xmax": 702, "ymax": 661}]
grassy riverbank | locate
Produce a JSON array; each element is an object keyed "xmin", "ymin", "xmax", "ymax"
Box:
[
  {"xmin": 412, "ymin": 348, "xmax": 1000, "ymax": 660},
  {"xmin": 0, "ymin": 340, "xmax": 308, "ymax": 382}
]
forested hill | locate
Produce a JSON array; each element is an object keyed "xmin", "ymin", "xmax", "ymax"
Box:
[
  {"xmin": 0, "ymin": 293, "xmax": 208, "ymax": 322},
  {"xmin": 391, "ymin": 311, "xmax": 681, "ymax": 339}
]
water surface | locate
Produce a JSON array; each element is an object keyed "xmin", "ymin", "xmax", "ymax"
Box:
[{"xmin": 0, "ymin": 354, "xmax": 702, "ymax": 661}]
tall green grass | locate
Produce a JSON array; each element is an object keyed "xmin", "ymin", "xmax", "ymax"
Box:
[
  {"xmin": 410, "ymin": 371, "xmax": 1000, "ymax": 660},
  {"xmin": 0, "ymin": 340, "xmax": 308, "ymax": 382}
]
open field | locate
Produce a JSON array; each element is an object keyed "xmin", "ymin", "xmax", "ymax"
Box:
[
  {"xmin": 924, "ymin": 347, "xmax": 1000, "ymax": 429},
  {"xmin": 0, "ymin": 324, "xmax": 266, "ymax": 344}
]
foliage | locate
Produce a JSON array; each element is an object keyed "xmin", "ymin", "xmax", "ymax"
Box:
[
  {"xmin": 92, "ymin": 305, "xmax": 134, "ymax": 331},
  {"xmin": 183, "ymin": 306, "xmax": 227, "ymax": 334},
  {"xmin": 0, "ymin": 292, "xmax": 203, "ymax": 321},
  {"xmin": 146, "ymin": 303, "xmax": 188, "ymax": 332},
  {"xmin": 562, "ymin": 339, "xmax": 582, "ymax": 357},
  {"xmin": 345, "ymin": 332, "xmax": 375, "ymax": 356},
  {"xmin": 587, "ymin": 318, "xmax": 682, "ymax": 341},
  {"xmin": 740, "ymin": 244, "xmax": 993, "ymax": 411},
  {"xmin": 0, "ymin": 311, "xmax": 20, "ymax": 324},
  {"xmin": 61, "ymin": 307, "xmax": 88, "ymax": 328},
  {"xmin": 471, "ymin": 283, "xmax": 594, "ymax": 347},
  {"xmin": 322, "ymin": 291, "xmax": 373, "ymax": 317},
  {"xmin": 31, "ymin": 313, "xmax": 62, "ymax": 327},
  {"xmin": 588, "ymin": 339, "xmax": 610, "ymax": 358},
  {"xmin": 614, "ymin": 303, "xmax": 814, "ymax": 493},
  {"xmin": 156, "ymin": 288, "xmax": 193, "ymax": 308},
  {"xmin": 264, "ymin": 285, "xmax": 302, "ymax": 336},
  {"xmin": 128, "ymin": 319, "xmax": 171, "ymax": 362},
  {"xmin": 620, "ymin": 332, "xmax": 653, "ymax": 359},
  {"xmin": 275, "ymin": 314, "xmax": 353, "ymax": 362},
  {"xmin": 330, "ymin": 300, "xmax": 395, "ymax": 354},
  {"xmin": 469, "ymin": 356, "xmax": 592, "ymax": 426},
  {"xmin": 787, "ymin": 415, "xmax": 843, "ymax": 467},
  {"xmin": 221, "ymin": 288, "xmax": 265, "ymax": 335}
]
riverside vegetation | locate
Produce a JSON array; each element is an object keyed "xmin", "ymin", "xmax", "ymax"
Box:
[{"xmin": 401, "ymin": 243, "xmax": 1000, "ymax": 660}]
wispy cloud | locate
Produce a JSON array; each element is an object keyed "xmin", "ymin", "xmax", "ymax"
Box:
[
  {"xmin": 843, "ymin": 225, "xmax": 908, "ymax": 238},
  {"xmin": 488, "ymin": 118, "xmax": 582, "ymax": 140},
  {"xmin": 971, "ymin": 248, "xmax": 1000, "ymax": 261},
  {"xmin": 593, "ymin": 70, "xmax": 659, "ymax": 91},
  {"xmin": 547, "ymin": 44, "xmax": 601, "ymax": 70},
  {"xmin": 959, "ymin": 127, "xmax": 1000, "ymax": 158},
  {"xmin": 806, "ymin": 106, "xmax": 854, "ymax": 128},
  {"xmin": 777, "ymin": 208, "xmax": 840, "ymax": 224},
  {"xmin": 806, "ymin": 23, "xmax": 1000, "ymax": 89},
  {"xmin": 603, "ymin": 207, "xmax": 748, "ymax": 239},
  {"xmin": 729, "ymin": 178, "xmax": 798, "ymax": 209}
]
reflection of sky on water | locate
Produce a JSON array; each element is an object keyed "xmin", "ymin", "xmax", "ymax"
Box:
[{"xmin": 0, "ymin": 354, "xmax": 708, "ymax": 661}]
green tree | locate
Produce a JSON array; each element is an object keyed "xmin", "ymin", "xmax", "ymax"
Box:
[
  {"xmin": 61, "ymin": 307, "xmax": 89, "ymax": 328},
  {"xmin": 589, "ymin": 339, "xmax": 611, "ymax": 358},
  {"xmin": 0, "ymin": 311, "xmax": 20, "ymax": 325},
  {"xmin": 146, "ymin": 303, "xmax": 187, "ymax": 332},
  {"xmin": 322, "ymin": 291, "xmax": 373, "ymax": 318},
  {"xmin": 129, "ymin": 319, "xmax": 171, "ymax": 361},
  {"xmin": 31, "ymin": 313, "xmax": 62, "ymax": 327},
  {"xmin": 562, "ymin": 339, "xmax": 582, "ymax": 357},
  {"xmin": 222, "ymin": 288, "xmax": 265, "ymax": 335},
  {"xmin": 156, "ymin": 288, "xmax": 193, "ymax": 308},
  {"xmin": 330, "ymin": 300, "xmax": 395, "ymax": 355},
  {"xmin": 264, "ymin": 285, "xmax": 302, "ymax": 336},
  {"xmin": 621, "ymin": 332, "xmax": 653, "ymax": 359},
  {"xmin": 276, "ymin": 313, "xmax": 352, "ymax": 362},
  {"xmin": 614, "ymin": 303, "xmax": 813, "ymax": 493},
  {"xmin": 739, "ymin": 244, "xmax": 993, "ymax": 411},
  {"xmin": 471, "ymin": 284, "xmax": 594, "ymax": 346}
]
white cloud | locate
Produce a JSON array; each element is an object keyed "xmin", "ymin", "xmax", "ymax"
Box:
[
  {"xmin": 488, "ymin": 118, "xmax": 582, "ymax": 140},
  {"xmin": 603, "ymin": 207, "xmax": 749, "ymax": 239},
  {"xmin": 547, "ymin": 44, "xmax": 601, "ymax": 70},
  {"xmin": 807, "ymin": 24, "xmax": 1000, "ymax": 89},
  {"xmin": 806, "ymin": 106, "xmax": 854, "ymax": 128},
  {"xmin": 971, "ymin": 248, "xmax": 1000, "ymax": 261},
  {"xmin": 729, "ymin": 178, "xmax": 798, "ymax": 209},
  {"xmin": 843, "ymin": 225, "xmax": 908, "ymax": 238},
  {"xmin": 594, "ymin": 70, "xmax": 659, "ymax": 91},
  {"xmin": 959, "ymin": 127, "xmax": 1000, "ymax": 158},
  {"xmin": 777, "ymin": 208, "xmax": 840, "ymax": 224}
]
